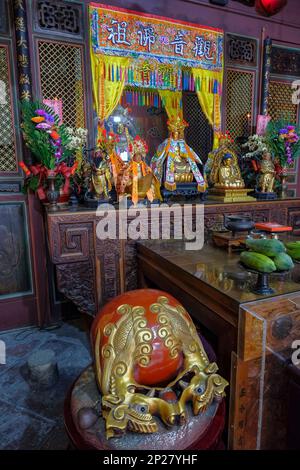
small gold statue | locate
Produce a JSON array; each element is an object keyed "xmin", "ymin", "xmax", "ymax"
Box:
[
  {"xmin": 173, "ymin": 144, "xmax": 194, "ymax": 183},
  {"xmin": 117, "ymin": 133, "xmax": 162, "ymax": 205},
  {"xmin": 151, "ymin": 116, "xmax": 206, "ymax": 192},
  {"xmin": 258, "ymin": 151, "xmax": 275, "ymax": 193},
  {"xmin": 91, "ymin": 150, "xmax": 112, "ymax": 201},
  {"xmin": 214, "ymin": 153, "xmax": 245, "ymax": 188},
  {"xmin": 208, "ymin": 140, "xmax": 255, "ymax": 202}
]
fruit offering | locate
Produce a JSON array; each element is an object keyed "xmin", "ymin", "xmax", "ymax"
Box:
[
  {"xmin": 240, "ymin": 237, "xmax": 294, "ymax": 273},
  {"xmin": 285, "ymin": 241, "xmax": 300, "ymax": 261},
  {"xmin": 245, "ymin": 238, "xmax": 286, "ymax": 257},
  {"xmin": 240, "ymin": 251, "xmax": 276, "ymax": 273},
  {"xmin": 273, "ymin": 252, "xmax": 294, "ymax": 271}
]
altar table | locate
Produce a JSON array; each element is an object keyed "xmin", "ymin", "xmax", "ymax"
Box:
[
  {"xmin": 46, "ymin": 198, "xmax": 300, "ymax": 318},
  {"xmin": 137, "ymin": 239, "xmax": 300, "ymax": 450}
]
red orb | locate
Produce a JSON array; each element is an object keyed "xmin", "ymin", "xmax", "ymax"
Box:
[
  {"xmin": 91, "ymin": 289, "xmax": 193, "ymax": 387},
  {"xmin": 255, "ymin": 0, "xmax": 287, "ymax": 17}
]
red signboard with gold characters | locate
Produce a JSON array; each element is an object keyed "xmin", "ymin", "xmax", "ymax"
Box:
[{"xmin": 90, "ymin": 2, "xmax": 224, "ymax": 72}]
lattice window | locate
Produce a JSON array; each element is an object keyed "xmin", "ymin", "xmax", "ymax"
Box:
[
  {"xmin": 0, "ymin": 45, "xmax": 17, "ymax": 173},
  {"xmin": 35, "ymin": 0, "xmax": 82, "ymax": 36},
  {"xmin": 271, "ymin": 47, "xmax": 300, "ymax": 77},
  {"xmin": 183, "ymin": 91, "xmax": 213, "ymax": 162},
  {"xmin": 38, "ymin": 40, "xmax": 85, "ymax": 128},
  {"xmin": 226, "ymin": 34, "xmax": 257, "ymax": 67},
  {"xmin": 225, "ymin": 69, "xmax": 254, "ymax": 142},
  {"xmin": 268, "ymin": 81, "xmax": 298, "ymax": 123}
]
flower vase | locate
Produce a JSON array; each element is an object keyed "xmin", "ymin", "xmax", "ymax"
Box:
[
  {"xmin": 46, "ymin": 170, "xmax": 59, "ymax": 211},
  {"xmin": 279, "ymin": 175, "xmax": 288, "ymax": 199},
  {"xmin": 279, "ymin": 166, "xmax": 289, "ymax": 199}
]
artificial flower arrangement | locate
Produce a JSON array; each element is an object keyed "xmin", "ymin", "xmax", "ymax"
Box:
[
  {"xmin": 19, "ymin": 100, "xmax": 88, "ymax": 201},
  {"xmin": 265, "ymin": 120, "xmax": 300, "ymax": 173},
  {"xmin": 242, "ymin": 134, "xmax": 268, "ymax": 160}
]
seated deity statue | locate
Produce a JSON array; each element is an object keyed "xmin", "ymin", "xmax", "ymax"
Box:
[
  {"xmin": 215, "ymin": 154, "xmax": 245, "ymax": 189},
  {"xmin": 205, "ymin": 133, "xmax": 233, "ymax": 186},
  {"xmin": 209, "ymin": 146, "xmax": 245, "ymax": 189},
  {"xmin": 151, "ymin": 116, "xmax": 206, "ymax": 192}
]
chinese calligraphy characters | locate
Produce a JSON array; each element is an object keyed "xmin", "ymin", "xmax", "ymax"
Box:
[
  {"xmin": 107, "ymin": 20, "xmax": 131, "ymax": 46},
  {"xmin": 105, "ymin": 19, "xmax": 217, "ymax": 63},
  {"xmin": 170, "ymin": 31, "xmax": 187, "ymax": 56},
  {"xmin": 193, "ymin": 36, "xmax": 214, "ymax": 60},
  {"xmin": 138, "ymin": 26, "xmax": 156, "ymax": 52}
]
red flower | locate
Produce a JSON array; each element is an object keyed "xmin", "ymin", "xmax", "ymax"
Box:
[{"xmin": 50, "ymin": 130, "xmax": 60, "ymax": 140}]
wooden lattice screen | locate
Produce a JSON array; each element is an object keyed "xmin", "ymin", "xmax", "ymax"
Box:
[
  {"xmin": 0, "ymin": 45, "xmax": 17, "ymax": 173},
  {"xmin": 37, "ymin": 40, "xmax": 85, "ymax": 128},
  {"xmin": 268, "ymin": 80, "xmax": 298, "ymax": 123},
  {"xmin": 225, "ymin": 68, "xmax": 254, "ymax": 142},
  {"xmin": 183, "ymin": 91, "xmax": 213, "ymax": 163}
]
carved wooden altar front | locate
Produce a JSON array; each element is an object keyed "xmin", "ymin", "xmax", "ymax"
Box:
[{"xmin": 46, "ymin": 199, "xmax": 300, "ymax": 317}]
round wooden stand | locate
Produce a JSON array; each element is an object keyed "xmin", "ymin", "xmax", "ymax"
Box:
[{"xmin": 64, "ymin": 366, "xmax": 226, "ymax": 451}]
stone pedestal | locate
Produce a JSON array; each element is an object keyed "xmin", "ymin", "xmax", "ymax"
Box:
[{"xmin": 26, "ymin": 349, "xmax": 58, "ymax": 389}]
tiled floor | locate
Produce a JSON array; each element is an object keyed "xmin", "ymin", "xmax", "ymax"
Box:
[{"xmin": 0, "ymin": 320, "xmax": 92, "ymax": 449}]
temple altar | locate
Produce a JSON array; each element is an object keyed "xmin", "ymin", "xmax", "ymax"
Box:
[
  {"xmin": 1, "ymin": 0, "xmax": 300, "ymax": 456},
  {"xmin": 46, "ymin": 198, "xmax": 300, "ymax": 318}
]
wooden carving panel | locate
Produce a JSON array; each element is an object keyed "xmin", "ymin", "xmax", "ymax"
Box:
[
  {"xmin": 96, "ymin": 238, "xmax": 123, "ymax": 307},
  {"xmin": 0, "ymin": 202, "xmax": 32, "ymax": 298},
  {"xmin": 34, "ymin": 0, "xmax": 83, "ymax": 37},
  {"xmin": 46, "ymin": 200, "xmax": 300, "ymax": 318},
  {"xmin": 125, "ymin": 239, "xmax": 138, "ymax": 292},
  {"xmin": 56, "ymin": 260, "xmax": 96, "ymax": 315},
  {"xmin": 59, "ymin": 224, "xmax": 91, "ymax": 261},
  {"xmin": 49, "ymin": 220, "xmax": 94, "ymax": 264}
]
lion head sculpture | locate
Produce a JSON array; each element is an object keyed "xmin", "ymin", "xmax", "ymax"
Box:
[{"xmin": 91, "ymin": 289, "xmax": 228, "ymax": 439}]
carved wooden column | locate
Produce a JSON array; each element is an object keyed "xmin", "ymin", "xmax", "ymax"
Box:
[
  {"xmin": 13, "ymin": 0, "xmax": 32, "ymax": 101},
  {"xmin": 260, "ymin": 37, "xmax": 272, "ymax": 115}
]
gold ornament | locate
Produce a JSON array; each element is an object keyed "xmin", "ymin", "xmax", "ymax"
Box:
[
  {"xmin": 258, "ymin": 151, "xmax": 275, "ymax": 193},
  {"xmin": 208, "ymin": 141, "xmax": 255, "ymax": 202},
  {"xmin": 93, "ymin": 294, "xmax": 228, "ymax": 439}
]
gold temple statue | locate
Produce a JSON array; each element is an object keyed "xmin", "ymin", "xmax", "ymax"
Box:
[
  {"xmin": 258, "ymin": 151, "xmax": 275, "ymax": 193},
  {"xmin": 151, "ymin": 117, "xmax": 206, "ymax": 192},
  {"xmin": 214, "ymin": 153, "xmax": 245, "ymax": 188},
  {"xmin": 117, "ymin": 132, "xmax": 162, "ymax": 205},
  {"xmin": 208, "ymin": 142, "xmax": 255, "ymax": 203},
  {"xmin": 91, "ymin": 155, "xmax": 112, "ymax": 201}
]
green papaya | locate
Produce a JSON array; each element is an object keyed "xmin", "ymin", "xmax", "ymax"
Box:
[
  {"xmin": 240, "ymin": 251, "xmax": 276, "ymax": 273},
  {"xmin": 285, "ymin": 241, "xmax": 300, "ymax": 251},
  {"xmin": 287, "ymin": 249, "xmax": 300, "ymax": 261},
  {"xmin": 273, "ymin": 252, "xmax": 294, "ymax": 271},
  {"xmin": 245, "ymin": 238, "xmax": 286, "ymax": 257}
]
